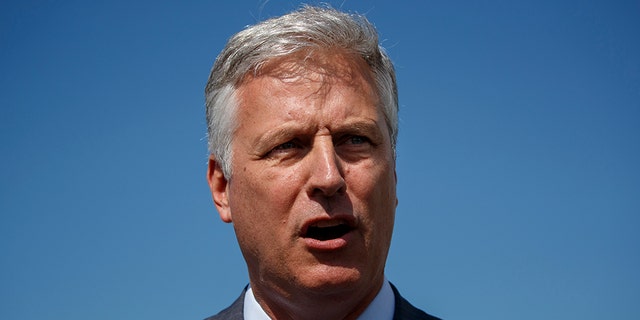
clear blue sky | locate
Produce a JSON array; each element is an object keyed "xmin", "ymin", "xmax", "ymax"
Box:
[{"xmin": 1, "ymin": 0, "xmax": 639, "ymax": 319}]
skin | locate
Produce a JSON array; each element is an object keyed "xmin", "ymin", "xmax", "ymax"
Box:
[{"xmin": 207, "ymin": 51, "xmax": 397, "ymax": 320}]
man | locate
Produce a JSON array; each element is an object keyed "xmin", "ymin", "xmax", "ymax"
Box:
[{"xmin": 204, "ymin": 5, "xmax": 441, "ymax": 320}]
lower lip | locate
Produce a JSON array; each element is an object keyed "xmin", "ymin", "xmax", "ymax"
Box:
[{"xmin": 303, "ymin": 231, "xmax": 353, "ymax": 251}]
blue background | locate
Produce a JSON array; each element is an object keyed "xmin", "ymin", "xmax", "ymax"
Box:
[{"xmin": 1, "ymin": 0, "xmax": 638, "ymax": 319}]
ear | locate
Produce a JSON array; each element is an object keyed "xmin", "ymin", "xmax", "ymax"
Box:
[
  {"xmin": 207, "ymin": 155, "xmax": 233, "ymax": 223},
  {"xmin": 394, "ymin": 168, "xmax": 399, "ymax": 207}
]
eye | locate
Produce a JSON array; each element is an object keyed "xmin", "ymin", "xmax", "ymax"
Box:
[
  {"xmin": 273, "ymin": 140, "xmax": 298, "ymax": 151},
  {"xmin": 264, "ymin": 140, "xmax": 302, "ymax": 159},
  {"xmin": 346, "ymin": 136, "xmax": 368, "ymax": 145},
  {"xmin": 335, "ymin": 135, "xmax": 375, "ymax": 161}
]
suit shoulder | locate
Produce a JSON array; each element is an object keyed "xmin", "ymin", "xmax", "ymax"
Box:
[
  {"xmin": 390, "ymin": 283, "xmax": 442, "ymax": 320},
  {"xmin": 204, "ymin": 288, "xmax": 246, "ymax": 320}
]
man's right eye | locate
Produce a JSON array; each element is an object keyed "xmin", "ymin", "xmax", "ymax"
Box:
[
  {"xmin": 263, "ymin": 140, "xmax": 304, "ymax": 161},
  {"xmin": 273, "ymin": 141, "xmax": 297, "ymax": 151},
  {"xmin": 264, "ymin": 140, "xmax": 302, "ymax": 158}
]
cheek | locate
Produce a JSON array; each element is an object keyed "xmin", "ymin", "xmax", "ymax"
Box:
[
  {"xmin": 228, "ymin": 164, "xmax": 302, "ymax": 228},
  {"xmin": 228, "ymin": 166, "xmax": 305, "ymax": 266},
  {"xmin": 349, "ymin": 160, "xmax": 395, "ymax": 201},
  {"xmin": 349, "ymin": 162, "xmax": 396, "ymax": 232}
]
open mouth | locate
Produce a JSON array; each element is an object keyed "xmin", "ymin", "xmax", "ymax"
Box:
[{"xmin": 304, "ymin": 221, "xmax": 354, "ymax": 241}]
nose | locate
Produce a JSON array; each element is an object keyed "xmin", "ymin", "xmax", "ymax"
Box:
[{"xmin": 306, "ymin": 135, "xmax": 346, "ymax": 197}]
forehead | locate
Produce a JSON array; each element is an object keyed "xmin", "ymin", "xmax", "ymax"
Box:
[
  {"xmin": 235, "ymin": 50, "xmax": 379, "ymax": 114},
  {"xmin": 242, "ymin": 50, "xmax": 375, "ymax": 92}
]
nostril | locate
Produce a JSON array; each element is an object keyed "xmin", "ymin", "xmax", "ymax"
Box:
[{"xmin": 311, "ymin": 179, "xmax": 346, "ymax": 197}]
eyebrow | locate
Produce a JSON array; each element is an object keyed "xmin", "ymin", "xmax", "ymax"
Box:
[
  {"xmin": 251, "ymin": 122, "xmax": 309, "ymax": 153},
  {"xmin": 252, "ymin": 118, "xmax": 384, "ymax": 150},
  {"xmin": 330, "ymin": 119, "xmax": 384, "ymax": 142}
]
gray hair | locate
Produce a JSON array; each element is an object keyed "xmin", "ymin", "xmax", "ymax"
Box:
[{"xmin": 205, "ymin": 5, "xmax": 398, "ymax": 178}]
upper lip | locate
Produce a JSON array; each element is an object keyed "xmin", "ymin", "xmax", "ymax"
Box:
[{"xmin": 300, "ymin": 215, "xmax": 357, "ymax": 238}]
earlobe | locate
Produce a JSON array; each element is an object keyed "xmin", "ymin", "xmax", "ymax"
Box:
[{"xmin": 207, "ymin": 155, "xmax": 233, "ymax": 223}]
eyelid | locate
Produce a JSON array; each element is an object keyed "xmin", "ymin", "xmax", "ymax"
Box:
[
  {"xmin": 337, "ymin": 135, "xmax": 369, "ymax": 145},
  {"xmin": 332, "ymin": 122, "xmax": 382, "ymax": 145},
  {"xmin": 263, "ymin": 138, "xmax": 305, "ymax": 159},
  {"xmin": 273, "ymin": 140, "xmax": 297, "ymax": 150}
]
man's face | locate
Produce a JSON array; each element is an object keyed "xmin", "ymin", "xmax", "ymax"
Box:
[{"xmin": 208, "ymin": 52, "xmax": 397, "ymax": 298}]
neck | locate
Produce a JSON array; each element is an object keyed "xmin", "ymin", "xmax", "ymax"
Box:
[{"xmin": 250, "ymin": 276, "xmax": 385, "ymax": 320}]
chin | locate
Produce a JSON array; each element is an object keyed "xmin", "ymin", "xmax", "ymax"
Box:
[{"xmin": 296, "ymin": 264, "xmax": 364, "ymax": 293}]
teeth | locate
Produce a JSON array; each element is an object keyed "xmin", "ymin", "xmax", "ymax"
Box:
[{"xmin": 311, "ymin": 220, "xmax": 343, "ymax": 228}]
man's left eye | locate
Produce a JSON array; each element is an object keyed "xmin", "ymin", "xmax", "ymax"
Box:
[{"xmin": 346, "ymin": 136, "xmax": 368, "ymax": 145}]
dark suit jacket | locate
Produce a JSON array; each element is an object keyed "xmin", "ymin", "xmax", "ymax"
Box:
[{"xmin": 205, "ymin": 283, "xmax": 441, "ymax": 320}]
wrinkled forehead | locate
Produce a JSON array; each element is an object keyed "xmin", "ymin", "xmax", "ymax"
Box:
[{"xmin": 239, "ymin": 49, "xmax": 378, "ymax": 94}]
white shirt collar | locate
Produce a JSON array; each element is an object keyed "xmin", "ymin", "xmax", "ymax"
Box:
[
  {"xmin": 243, "ymin": 279, "xmax": 395, "ymax": 320},
  {"xmin": 243, "ymin": 285, "xmax": 271, "ymax": 320}
]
